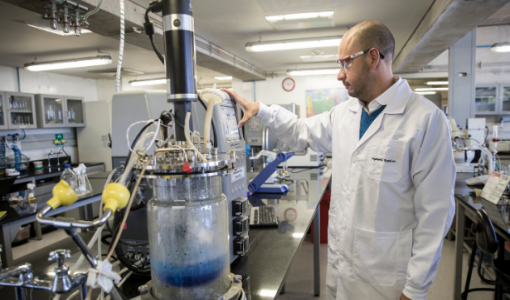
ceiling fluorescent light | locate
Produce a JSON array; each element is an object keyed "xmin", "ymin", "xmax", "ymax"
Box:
[
  {"xmin": 129, "ymin": 79, "xmax": 166, "ymax": 86},
  {"xmin": 24, "ymin": 56, "xmax": 112, "ymax": 71},
  {"xmin": 88, "ymin": 68, "xmax": 145, "ymax": 75},
  {"xmin": 415, "ymin": 87, "xmax": 449, "ymax": 91},
  {"xmin": 287, "ymin": 69, "xmax": 338, "ymax": 76},
  {"xmin": 416, "ymin": 91, "xmax": 437, "ymax": 95},
  {"xmin": 24, "ymin": 17, "xmax": 91, "ymax": 36},
  {"xmin": 491, "ymin": 42, "xmax": 510, "ymax": 52},
  {"xmin": 214, "ymin": 76, "xmax": 233, "ymax": 81},
  {"xmin": 246, "ymin": 36, "xmax": 341, "ymax": 52},
  {"xmin": 426, "ymin": 81, "xmax": 448, "ymax": 85},
  {"xmin": 300, "ymin": 54, "xmax": 338, "ymax": 62},
  {"xmin": 265, "ymin": 11, "xmax": 334, "ymax": 22}
]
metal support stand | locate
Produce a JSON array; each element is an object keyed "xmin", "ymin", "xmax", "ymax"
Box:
[
  {"xmin": 86, "ymin": 204, "xmax": 94, "ymax": 221},
  {"xmin": 64, "ymin": 228, "xmax": 97, "ymax": 267},
  {"xmin": 313, "ymin": 205, "xmax": 320, "ymax": 297},
  {"xmin": 79, "ymin": 282, "xmax": 89, "ymax": 300},
  {"xmin": 454, "ymin": 202, "xmax": 465, "ymax": 300},
  {"xmin": 14, "ymin": 287, "xmax": 25, "ymax": 300},
  {"xmin": 33, "ymin": 222, "xmax": 43, "ymax": 240},
  {"xmin": 79, "ymin": 207, "xmax": 88, "ymax": 232},
  {"xmin": 0, "ymin": 223, "xmax": 13, "ymax": 267},
  {"xmin": 461, "ymin": 241, "xmax": 478, "ymax": 300}
]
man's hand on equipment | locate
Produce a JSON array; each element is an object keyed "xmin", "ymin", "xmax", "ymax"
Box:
[
  {"xmin": 400, "ymin": 293, "xmax": 411, "ymax": 300},
  {"xmin": 221, "ymin": 89, "xmax": 260, "ymax": 128}
]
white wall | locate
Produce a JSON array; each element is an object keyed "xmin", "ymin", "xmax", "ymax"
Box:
[
  {"xmin": 0, "ymin": 64, "xmax": 98, "ymax": 163},
  {"xmin": 0, "ymin": 65, "xmax": 98, "ymax": 101},
  {"xmin": 96, "ymin": 77, "xmax": 167, "ymax": 102},
  {"xmin": 2, "ymin": 128, "xmax": 78, "ymax": 162},
  {"xmin": 96, "ymin": 79, "xmax": 117, "ymax": 102},
  {"xmin": 426, "ymin": 26, "xmax": 510, "ymax": 84},
  {"xmin": 233, "ymin": 75, "xmax": 347, "ymax": 119}
]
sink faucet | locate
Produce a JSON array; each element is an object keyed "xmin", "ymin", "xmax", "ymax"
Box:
[
  {"xmin": 0, "ymin": 249, "xmax": 89, "ymax": 299},
  {"xmin": 48, "ymin": 148, "xmax": 64, "ymax": 168},
  {"xmin": 48, "ymin": 249, "xmax": 76, "ymax": 294}
]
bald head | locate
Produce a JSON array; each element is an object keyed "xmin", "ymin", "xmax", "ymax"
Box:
[
  {"xmin": 337, "ymin": 21, "xmax": 397, "ymax": 103},
  {"xmin": 346, "ymin": 21, "xmax": 395, "ymax": 62}
]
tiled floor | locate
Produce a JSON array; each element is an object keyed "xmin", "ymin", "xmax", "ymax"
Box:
[{"xmin": 278, "ymin": 235, "xmax": 495, "ymax": 300}]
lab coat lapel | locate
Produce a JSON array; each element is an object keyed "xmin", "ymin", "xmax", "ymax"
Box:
[
  {"xmin": 352, "ymin": 81, "xmax": 413, "ymax": 153},
  {"xmin": 347, "ymin": 101, "xmax": 361, "ymax": 147},
  {"xmin": 355, "ymin": 109, "xmax": 386, "ymax": 150}
]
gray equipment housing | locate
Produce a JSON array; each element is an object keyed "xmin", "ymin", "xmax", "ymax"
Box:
[
  {"xmin": 111, "ymin": 90, "xmax": 173, "ymax": 168},
  {"xmin": 192, "ymin": 96, "xmax": 249, "ymax": 263}
]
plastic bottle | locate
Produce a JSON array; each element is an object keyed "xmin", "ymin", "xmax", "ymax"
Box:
[
  {"xmin": 80, "ymin": 164, "xmax": 93, "ymax": 195},
  {"xmin": 74, "ymin": 164, "xmax": 93, "ymax": 197},
  {"xmin": 27, "ymin": 183, "xmax": 36, "ymax": 209},
  {"xmin": 61, "ymin": 164, "xmax": 77, "ymax": 191}
]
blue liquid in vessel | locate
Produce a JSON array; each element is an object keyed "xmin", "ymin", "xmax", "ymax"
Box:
[{"xmin": 153, "ymin": 256, "xmax": 226, "ymax": 287}]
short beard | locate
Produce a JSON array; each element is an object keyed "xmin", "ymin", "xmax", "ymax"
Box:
[{"xmin": 348, "ymin": 65, "xmax": 374, "ymax": 103}]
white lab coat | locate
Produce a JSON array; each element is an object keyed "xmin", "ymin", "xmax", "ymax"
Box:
[{"xmin": 255, "ymin": 78, "xmax": 456, "ymax": 300}]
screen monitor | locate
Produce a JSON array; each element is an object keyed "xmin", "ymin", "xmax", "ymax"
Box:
[{"xmin": 219, "ymin": 105, "xmax": 240, "ymax": 141}]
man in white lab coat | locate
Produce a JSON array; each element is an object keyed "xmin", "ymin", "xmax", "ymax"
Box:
[{"xmin": 223, "ymin": 21, "xmax": 456, "ymax": 300}]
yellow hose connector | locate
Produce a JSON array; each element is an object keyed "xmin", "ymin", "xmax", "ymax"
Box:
[
  {"xmin": 47, "ymin": 180, "xmax": 78, "ymax": 210},
  {"xmin": 102, "ymin": 183, "xmax": 130, "ymax": 212}
]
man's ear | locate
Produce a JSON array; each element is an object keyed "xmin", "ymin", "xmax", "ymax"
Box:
[{"xmin": 368, "ymin": 48, "xmax": 381, "ymax": 70}]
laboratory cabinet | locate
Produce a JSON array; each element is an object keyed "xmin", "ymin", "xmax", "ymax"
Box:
[
  {"xmin": 0, "ymin": 91, "xmax": 37, "ymax": 129},
  {"xmin": 475, "ymin": 83, "xmax": 510, "ymax": 115},
  {"xmin": 0, "ymin": 92, "xmax": 6, "ymax": 130},
  {"xmin": 35, "ymin": 94, "xmax": 86, "ymax": 128}
]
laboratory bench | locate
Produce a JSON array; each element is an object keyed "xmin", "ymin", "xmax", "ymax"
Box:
[
  {"xmin": 0, "ymin": 168, "xmax": 106, "ymax": 268},
  {"xmin": 451, "ymin": 172, "xmax": 510, "ymax": 300},
  {"xmin": 0, "ymin": 161, "xmax": 105, "ymax": 185},
  {"xmin": 0, "ymin": 166, "xmax": 332, "ymax": 300},
  {"xmin": 232, "ymin": 166, "xmax": 331, "ymax": 300}
]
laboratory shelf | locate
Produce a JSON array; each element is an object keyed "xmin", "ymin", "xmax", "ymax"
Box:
[{"xmin": 0, "ymin": 91, "xmax": 37, "ymax": 129}]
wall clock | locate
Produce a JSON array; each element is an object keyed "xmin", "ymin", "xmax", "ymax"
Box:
[{"xmin": 282, "ymin": 77, "xmax": 295, "ymax": 92}]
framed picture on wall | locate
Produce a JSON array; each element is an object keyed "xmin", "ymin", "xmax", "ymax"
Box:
[{"xmin": 305, "ymin": 88, "xmax": 348, "ymax": 117}]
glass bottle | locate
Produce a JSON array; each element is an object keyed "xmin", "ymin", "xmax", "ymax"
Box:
[{"xmin": 48, "ymin": 105, "xmax": 53, "ymax": 122}]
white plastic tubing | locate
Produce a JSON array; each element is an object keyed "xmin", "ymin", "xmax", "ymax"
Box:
[
  {"xmin": 119, "ymin": 131, "xmax": 155, "ymax": 185},
  {"xmin": 115, "ymin": 0, "xmax": 125, "ymax": 92},
  {"xmin": 185, "ymin": 112, "xmax": 207, "ymax": 162},
  {"xmin": 203, "ymin": 99, "xmax": 215, "ymax": 151}
]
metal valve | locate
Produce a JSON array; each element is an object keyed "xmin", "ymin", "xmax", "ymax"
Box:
[
  {"xmin": 74, "ymin": 9, "xmax": 81, "ymax": 36},
  {"xmin": 48, "ymin": 249, "xmax": 71, "ymax": 267},
  {"xmin": 48, "ymin": 249, "xmax": 73, "ymax": 293},
  {"xmin": 49, "ymin": 1, "xmax": 58, "ymax": 30},
  {"xmin": 63, "ymin": 6, "xmax": 70, "ymax": 34}
]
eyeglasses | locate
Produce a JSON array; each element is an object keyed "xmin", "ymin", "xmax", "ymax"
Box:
[{"xmin": 336, "ymin": 48, "xmax": 385, "ymax": 71}]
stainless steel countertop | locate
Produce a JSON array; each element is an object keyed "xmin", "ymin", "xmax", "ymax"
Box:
[
  {"xmin": 231, "ymin": 167, "xmax": 331, "ymax": 300},
  {"xmin": 1, "ymin": 167, "xmax": 332, "ymax": 300}
]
